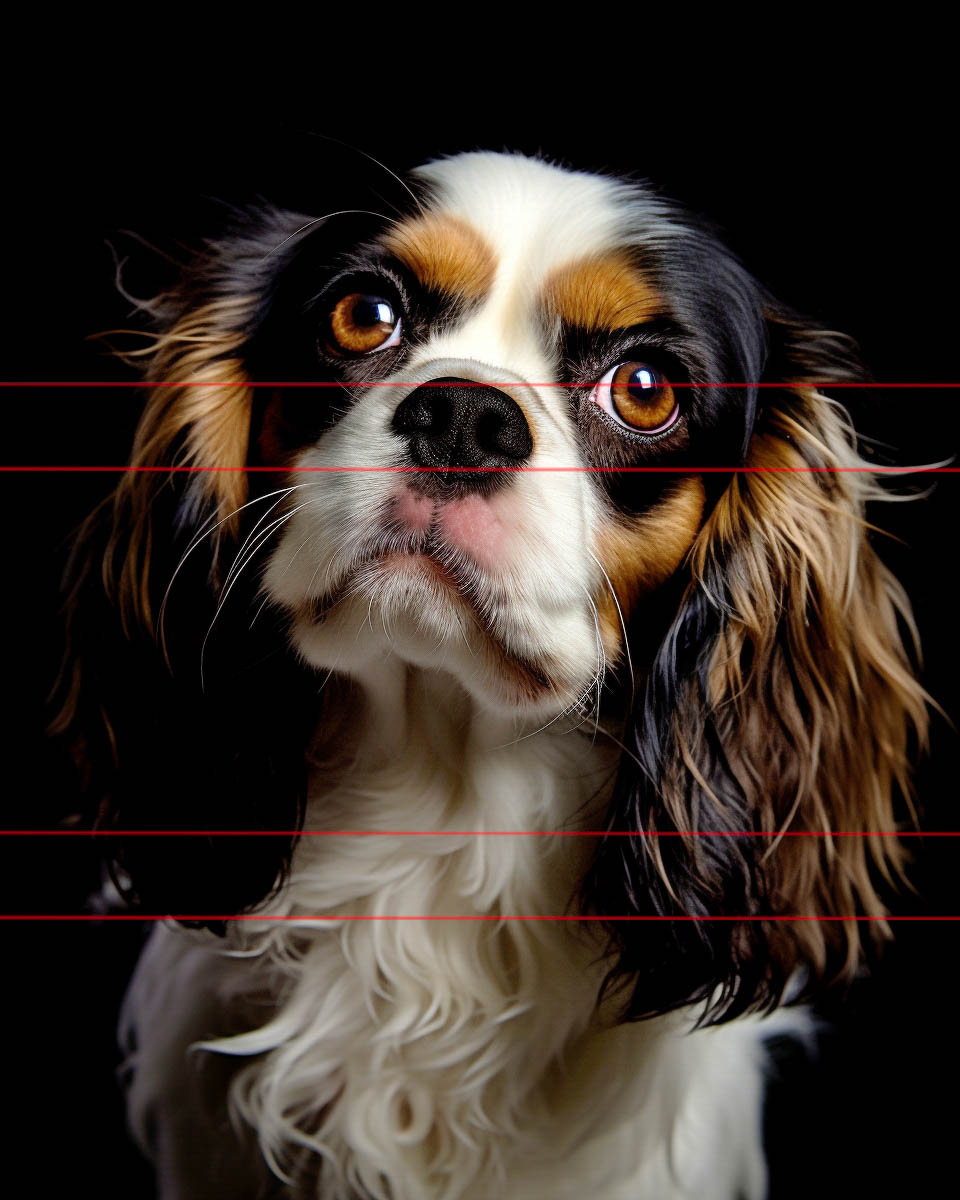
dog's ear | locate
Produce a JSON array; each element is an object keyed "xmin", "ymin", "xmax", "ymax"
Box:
[
  {"xmin": 52, "ymin": 213, "xmax": 326, "ymax": 923},
  {"xmin": 586, "ymin": 309, "xmax": 929, "ymax": 1023}
]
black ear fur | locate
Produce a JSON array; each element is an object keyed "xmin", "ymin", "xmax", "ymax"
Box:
[
  {"xmin": 54, "ymin": 471, "xmax": 321, "ymax": 924},
  {"xmin": 584, "ymin": 571, "xmax": 777, "ymax": 1024}
]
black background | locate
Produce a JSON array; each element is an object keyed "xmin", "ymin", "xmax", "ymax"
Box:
[{"xmin": 2, "ymin": 70, "xmax": 957, "ymax": 1197}]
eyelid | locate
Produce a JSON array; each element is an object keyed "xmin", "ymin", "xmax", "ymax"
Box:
[{"xmin": 320, "ymin": 267, "xmax": 407, "ymax": 311}]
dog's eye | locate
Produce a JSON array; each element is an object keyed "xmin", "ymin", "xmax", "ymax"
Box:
[
  {"xmin": 326, "ymin": 293, "xmax": 402, "ymax": 355},
  {"xmin": 591, "ymin": 362, "xmax": 679, "ymax": 434}
]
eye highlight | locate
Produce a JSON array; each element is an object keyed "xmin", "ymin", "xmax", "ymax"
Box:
[
  {"xmin": 326, "ymin": 293, "xmax": 402, "ymax": 355},
  {"xmin": 591, "ymin": 362, "xmax": 679, "ymax": 434}
]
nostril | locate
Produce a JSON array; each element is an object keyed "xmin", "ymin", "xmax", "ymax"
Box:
[
  {"xmin": 476, "ymin": 407, "xmax": 532, "ymax": 460},
  {"xmin": 476, "ymin": 410, "xmax": 504, "ymax": 455}
]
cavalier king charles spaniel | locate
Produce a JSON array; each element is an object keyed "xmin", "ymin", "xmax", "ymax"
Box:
[{"xmin": 58, "ymin": 151, "xmax": 928, "ymax": 1199}]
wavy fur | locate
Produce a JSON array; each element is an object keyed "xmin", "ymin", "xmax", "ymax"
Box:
[{"xmin": 586, "ymin": 383, "xmax": 929, "ymax": 1023}]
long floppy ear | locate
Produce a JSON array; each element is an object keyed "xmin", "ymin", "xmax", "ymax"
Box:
[
  {"xmin": 586, "ymin": 310, "xmax": 929, "ymax": 1023},
  {"xmin": 52, "ymin": 214, "xmax": 326, "ymax": 922}
]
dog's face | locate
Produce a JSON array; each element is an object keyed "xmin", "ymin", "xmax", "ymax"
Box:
[
  {"xmin": 63, "ymin": 152, "xmax": 928, "ymax": 1023},
  {"xmin": 251, "ymin": 154, "xmax": 761, "ymax": 714}
]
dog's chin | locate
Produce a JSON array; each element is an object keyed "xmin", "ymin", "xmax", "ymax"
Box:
[{"xmin": 284, "ymin": 552, "xmax": 598, "ymax": 719}]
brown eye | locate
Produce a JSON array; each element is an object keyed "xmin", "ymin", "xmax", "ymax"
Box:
[
  {"xmin": 326, "ymin": 293, "xmax": 401, "ymax": 355},
  {"xmin": 595, "ymin": 362, "xmax": 679, "ymax": 433}
]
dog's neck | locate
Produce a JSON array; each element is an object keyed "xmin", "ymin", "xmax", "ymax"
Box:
[{"xmin": 310, "ymin": 660, "xmax": 619, "ymax": 832}]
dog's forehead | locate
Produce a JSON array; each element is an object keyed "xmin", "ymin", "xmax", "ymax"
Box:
[
  {"xmin": 410, "ymin": 152, "xmax": 632, "ymax": 271},
  {"xmin": 381, "ymin": 153, "xmax": 668, "ymax": 346}
]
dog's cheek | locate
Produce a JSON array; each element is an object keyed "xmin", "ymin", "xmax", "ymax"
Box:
[{"xmin": 592, "ymin": 476, "xmax": 706, "ymax": 655}]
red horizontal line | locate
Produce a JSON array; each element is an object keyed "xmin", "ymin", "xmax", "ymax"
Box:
[
  {"xmin": 1, "ymin": 381, "xmax": 958, "ymax": 390},
  {"xmin": 1, "ymin": 914, "xmax": 956, "ymax": 923},
  {"xmin": 0, "ymin": 465, "xmax": 951, "ymax": 475},
  {"xmin": 5, "ymin": 829, "xmax": 954, "ymax": 838}
]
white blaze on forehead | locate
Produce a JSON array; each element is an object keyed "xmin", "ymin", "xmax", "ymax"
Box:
[
  {"xmin": 412, "ymin": 152, "xmax": 633, "ymax": 282},
  {"xmin": 400, "ymin": 154, "xmax": 635, "ymax": 391}
]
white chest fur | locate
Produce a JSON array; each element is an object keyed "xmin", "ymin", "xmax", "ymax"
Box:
[{"xmin": 121, "ymin": 670, "xmax": 789, "ymax": 1200}]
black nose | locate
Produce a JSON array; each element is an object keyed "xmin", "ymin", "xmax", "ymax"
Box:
[{"xmin": 392, "ymin": 377, "xmax": 533, "ymax": 489}]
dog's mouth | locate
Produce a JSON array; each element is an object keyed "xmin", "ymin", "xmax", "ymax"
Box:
[
  {"xmin": 299, "ymin": 534, "xmax": 563, "ymax": 700},
  {"xmin": 372, "ymin": 544, "xmax": 469, "ymax": 591},
  {"xmin": 303, "ymin": 531, "xmax": 486, "ymax": 627}
]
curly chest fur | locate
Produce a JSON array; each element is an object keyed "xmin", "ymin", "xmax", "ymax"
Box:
[
  {"xmin": 221, "ymin": 681, "xmax": 625, "ymax": 1195},
  {"xmin": 121, "ymin": 673, "xmax": 780, "ymax": 1199}
]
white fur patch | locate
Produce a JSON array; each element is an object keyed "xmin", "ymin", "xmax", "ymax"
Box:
[{"xmin": 122, "ymin": 673, "xmax": 803, "ymax": 1199}]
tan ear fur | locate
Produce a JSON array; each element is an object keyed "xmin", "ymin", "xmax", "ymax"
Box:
[
  {"xmin": 682, "ymin": 388, "xmax": 929, "ymax": 983},
  {"xmin": 103, "ymin": 294, "xmax": 255, "ymax": 632}
]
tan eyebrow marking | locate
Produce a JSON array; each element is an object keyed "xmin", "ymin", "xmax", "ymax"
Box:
[
  {"xmin": 542, "ymin": 252, "xmax": 664, "ymax": 331},
  {"xmin": 381, "ymin": 214, "xmax": 497, "ymax": 300}
]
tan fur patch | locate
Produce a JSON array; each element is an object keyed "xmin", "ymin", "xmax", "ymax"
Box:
[
  {"xmin": 104, "ymin": 295, "xmax": 255, "ymax": 631},
  {"xmin": 593, "ymin": 477, "xmax": 706, "ymax": 654},
  {"xmin": 542, "ymin": 253, "xmax": 663, "ymax": 330},
  {"xmin": 382, "ymin": 214, "xmax": 496, "ymax": 300}
]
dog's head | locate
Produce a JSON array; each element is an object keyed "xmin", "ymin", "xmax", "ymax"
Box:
[{"xmin": 59, "ymin": 152, "xmax": 927, "ymax": 1021}]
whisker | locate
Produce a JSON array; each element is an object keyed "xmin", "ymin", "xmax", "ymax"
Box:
[
  {"xmin": 260, "ymin": 210, "xmax": 399, "ymax": 263},
  {"xmin": 294, "ymin": 131, "xmax": 427, "ymax": 219},
  {"xmin": 588, "ymin": 549, "xmax": 634, "ymax": 701},
  {"xmin": 220, "ymin": 494, "xmax": 291, "ymax": 594},
  {"xmin": 199, "ymin": 505, "xmax": 308, "ymax": 690},
  {"xmin": 159, "ymin": 484, "xmax": 306, "ymax": 660}
]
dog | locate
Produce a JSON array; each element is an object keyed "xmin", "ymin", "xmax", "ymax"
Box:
[{"xmin": 57, "ymin": 151, "xmax": 928, "ymax": 1198}]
